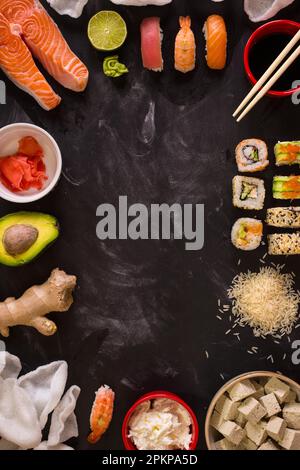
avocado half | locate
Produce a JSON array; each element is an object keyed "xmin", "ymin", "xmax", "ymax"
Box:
[{"xmin": 0, "ymin": 212, "xmax": 59, "ymax": 267}]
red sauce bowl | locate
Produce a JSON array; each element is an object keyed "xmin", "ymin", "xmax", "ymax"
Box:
[
  {"xmin": 122, "ymin": 391, "xmax": 199, "ymax": 450},
  {"xmin": 244, "ymin": 20, "xmax": 300, "ymax": 98}
]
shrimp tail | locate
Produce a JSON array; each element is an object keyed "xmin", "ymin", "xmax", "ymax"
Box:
[{"xmin": 179, "ymin": 16, "xmax": 191, "ymax": 30}]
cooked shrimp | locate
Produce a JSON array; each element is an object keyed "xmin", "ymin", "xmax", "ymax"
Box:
[
  {"xmin": 87, "ymin": 385, "xmax": 115, "ymax": 444},
  {"xmin": 175, "ymin": 16, "xmax": 196, "ymax": 73}
]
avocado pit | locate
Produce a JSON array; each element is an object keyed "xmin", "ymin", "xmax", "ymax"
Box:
[{"xmin": 3, "ymin": 224, "xmax": 39, "ymax": 256}]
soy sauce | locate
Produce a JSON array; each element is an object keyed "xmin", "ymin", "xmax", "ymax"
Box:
[{"xmin": 249, "ymin": 33, "xmax": 300, "ymax": 92}]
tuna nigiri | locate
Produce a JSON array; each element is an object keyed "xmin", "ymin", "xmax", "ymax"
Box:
[
  {"xmin": 175, "ymin": 16, "xmax": 196, "ymax": 73},
  {"xmin": 141, "ymin": 17, "xmax": 163, "ymax": 72},
  {"xmin": 203, "ymin": 15, "xmax": 227, "ymax": 70}
]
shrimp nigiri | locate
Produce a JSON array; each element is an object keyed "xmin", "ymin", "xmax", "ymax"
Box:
[
  {"xmin": 175, "ymin": 16, "xmax": 196, "ymax": 73},
  {"xmin": 87, "ymin": 385, "xmax": 115, "ymax": 444},
  {"xmin": 203, "ymin": 15, "xmax": 227, "ymax": 70}
]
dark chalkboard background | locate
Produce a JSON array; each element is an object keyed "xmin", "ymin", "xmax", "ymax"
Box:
[{"xmin": 0, "ymin": 0, "xmax": 300, "ymax": 451}]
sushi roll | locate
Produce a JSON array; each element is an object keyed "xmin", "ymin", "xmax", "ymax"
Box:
[
  {"xmin": 141, "ymin": 17, "xmax": 163, "ymax": 72},
  {"xmin": 203, "ymin": 15, "xmax": 227, "ymax": 70},
  {"xmin": 275, "ymin": 141, "xmax": 300, "ymax": 166},
  {"xmin": 273, "ymin": 176, "xmax": 300, "ymax": 200},
  {"xmin": 266, "ymin": 207, "xmax": 300, "ymax": 228},
  {"xmin": 231, "ymin": 218, "xmax": 263, "ymax": 251},
  {"xmin": 233, "ymin": 176, "xmax": 265, "ymax": 210},
  {"xmin": 268, "ymin": 233, "xmax": 300, "ymax": 256},
  {"xmin": 235, "ymin": 139, "xmax": 269, "ymax": 173}
]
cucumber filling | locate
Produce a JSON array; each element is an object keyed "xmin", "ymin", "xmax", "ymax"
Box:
[
  {"xmin": 243, "ymin": 145, "xmax": 259, "ymax": 163},
  {"xmin": 240, "ymin": 182, "xmax": 258, "ymax": 201}
]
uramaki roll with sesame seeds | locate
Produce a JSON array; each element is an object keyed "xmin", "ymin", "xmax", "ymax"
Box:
[{"xmin": 268, "ymin": 233, "xmax": 300, "ymax": 256}]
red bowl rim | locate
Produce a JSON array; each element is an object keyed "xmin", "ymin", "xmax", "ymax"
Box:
[
  {"xmin": 122, "ymin": 391, "xmax": 199, "ymax": 451},
  {"xmin": 244, "ymin": 19, "xmax": 300, "ymax": 97}
]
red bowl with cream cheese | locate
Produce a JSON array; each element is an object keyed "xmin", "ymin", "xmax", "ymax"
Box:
[{"xmin": 122, "ymin": 391, "xmax": 199, "ymax": 450}]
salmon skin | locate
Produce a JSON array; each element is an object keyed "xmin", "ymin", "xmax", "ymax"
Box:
[
  {"xmin": 141, "ymin": 17, "xmax": 163, "ymax": 72},
  {"xmin": 203, "ymin": 15, "xmax": 227, "ymax": 70},
  {"xmin": 0, "ymin": 0, "xmax": 89, "ymax": 92},
  {"xmin": 175, "ymin": 16, "xmax": 196, "ymax": 73},
  {"xmin": 0, "ymin": 12, "xmax": 61, "ymax": 110}
]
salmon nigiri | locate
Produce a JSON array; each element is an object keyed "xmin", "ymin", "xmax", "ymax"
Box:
[
  {"xmin": 203, "ymin": 15, "xmax": 227, "ymax": 70},
  {"xmin": 141, "ymin": 17, "xmax": 163, "ymax": 72},
  {"xmin": 175, "ymin": 16, "xmax": 196, "ymax": 73}
]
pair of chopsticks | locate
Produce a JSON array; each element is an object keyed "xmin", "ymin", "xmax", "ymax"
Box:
[{"xmin": 233, "ymin": 29, "xmax": 300, "ymax": 122}]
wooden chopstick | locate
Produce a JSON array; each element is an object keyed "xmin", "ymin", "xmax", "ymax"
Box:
[
  {"xmin": 233, "ymin": 29, "xmax": 300, "ymax": 119},
  {"xmin": 236, "ymin": 43, "xmax": 300, "ymax": 122}
]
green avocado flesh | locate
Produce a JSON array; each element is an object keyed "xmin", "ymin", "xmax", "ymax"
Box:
[
  {"xmin": 0, "ymin": 212, "xmax": 59, "ymax": 267},
  {"xmin": 238, "ymin": 225, "xmax": 247, "ymax": 240}
]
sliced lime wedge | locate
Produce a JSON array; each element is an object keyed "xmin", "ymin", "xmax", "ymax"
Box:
[{"xmin": 88, "ymin": 11, "xmax": 127, "ymax": 52}]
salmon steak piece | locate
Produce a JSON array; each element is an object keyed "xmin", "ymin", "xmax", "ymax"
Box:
[
  {"xmin": 0, "ymin": 0, "xmax": 89, "ymax": 92},
  {"xmin": 0, "ymin": 12, "xmax": 61, "ymax": 110}
]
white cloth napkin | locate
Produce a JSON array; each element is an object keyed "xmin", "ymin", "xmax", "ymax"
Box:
[
  {"xmin": 110, "ymin": 0, "xmax": 172, "ymax": 5},
  {"xmin": 46, "ymin": 0, "xmax": 89, "ymax": 18},
  {"xmin": 0, "ymin": 350, "xmax": 80, "ymax": 450}
]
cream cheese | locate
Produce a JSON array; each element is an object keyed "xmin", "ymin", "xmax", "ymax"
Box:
[{"xmin": 128, "ymin": 399, "xmax": 192, "ymax": 450}]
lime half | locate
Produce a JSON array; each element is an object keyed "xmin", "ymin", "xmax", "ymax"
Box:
[{"xmin": 88, "ymin": 11, "xmax": 127, "ymax": 52}]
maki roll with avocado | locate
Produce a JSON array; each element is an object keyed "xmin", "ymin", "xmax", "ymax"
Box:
[
  {"xmin": 231, "ymin": 218, "xmax": 263, "ymax": 251},
  {"xmin": 233, "ymin": 176, "xmax": 265, "ymax": 210},
  {"xmin": 275, "ymin": 141, "xmax": 300, "ymax": 166},
  {"xmin": 266, "ymin": 207, "xmax": 300, "ymax": 228},
  {"xmin": 273, "ymin": 176, "xmax": 300, "ymax": 200},
  {"xmin": 268, "ymin": 233, "xmax": 300, "ymax": 256},
  {"xmin": 235, "ymin": 139, "xmax": 269, "ymax": 173}
]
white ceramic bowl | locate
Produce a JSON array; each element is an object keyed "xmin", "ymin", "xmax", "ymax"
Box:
[{"xmin": 0, "ymin": 123, "xmax": 62, "ymax": 203}]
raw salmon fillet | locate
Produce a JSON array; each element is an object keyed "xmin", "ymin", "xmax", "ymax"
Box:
[
  {"xmin": 0, "ymin": 0, "xmax": 89, "ymax": 92},
  {"xmin": 0, "ymin": 12, "xmax": 61, "ymax": 110}
]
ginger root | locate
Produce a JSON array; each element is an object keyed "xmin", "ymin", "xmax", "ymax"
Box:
[{"xmin": 0, "ymin": 269, "xmax": 77, "ymax": 337}]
